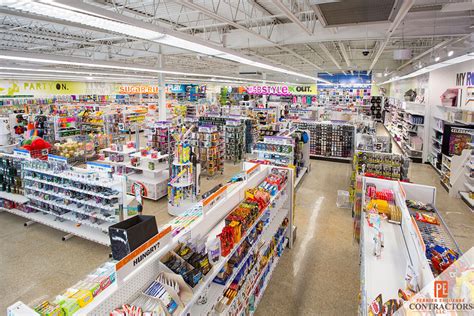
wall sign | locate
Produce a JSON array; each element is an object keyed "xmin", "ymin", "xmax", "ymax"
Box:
[
  {"xmin": 455, "ymin": 72, "xmax": 474, "ymax": 86},
  {"xmin": 119, "ymin": 85, "xmax": 159, "ymax": 94},
  {"xmin": 246, "ymin": 85, "xmax": 317, "ymax": 96}
]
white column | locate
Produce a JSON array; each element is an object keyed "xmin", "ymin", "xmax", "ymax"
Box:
[
  {"xmin": 158, "ymin": 50, "xmax": 166, "ymax": 120},
  {"xmin": 262, "ymin": 72, "xmax": 267, "ymax": 106}
]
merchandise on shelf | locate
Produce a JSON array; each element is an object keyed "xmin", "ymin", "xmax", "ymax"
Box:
[
  {"xmin": 225, "ymin": 120, "xmax": 245, "ymax": 163},
  {"xmin": 0, "ymin": 155, "xmax": 23, "ymax": 195},
  {"xmin": 198, "ymin": 116, "xmax": 257, "ymax": 154},
  {"xmin": 197, "ymin": 124, "xmax": 224, "ymax": 177},
  {"xmin": 9, "ymin": 163, "xmax": 295, "ymax": 316},
  {"xmin": 293, "ymin": 121, "xmax": 355, "ymax": 160},
  {"xmin": 0, "ymin": 157, "xmax": 126, "ymax": 245},
  {"xmin": 354, "ymin": 151, "xmax": 410, "ymax": 181},
  {"xmin": 32, "ymin": 262, "xmax": 116, "ymax": 316},
  {"xmin": 147, "ymin": 121, "xmax": 176, "ymax": 154},
  {"xmin": 168, "ymin": 131, "xmax": 198, "ymax": 215}
]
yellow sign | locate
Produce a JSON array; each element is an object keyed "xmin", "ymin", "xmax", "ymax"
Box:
[{"xmin": 0, "ymin": 80, "xmax": 122, "ymax": 96}]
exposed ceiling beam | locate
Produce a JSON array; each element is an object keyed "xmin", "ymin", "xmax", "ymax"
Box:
[
  {"xmin": 176, "ymin": 0, "xmax": 272, "ymax": 42},
  {"xmin": 319, "ymin": 42, "xmax": 345, "ymax": 73},
  {"xmin": 369, "ymin": 0, "xmax": 414, "ymax": 72},
  {"xmin": 396, "ymin": 36, "xmax": 468, "ymax": 71},
  {"xmin": 272, "ymin": 0, "xmax": 313, "ymax": 35},
  {"xmin": 338, "ymin": 42, "xmax": 351, "ymax": 68}
]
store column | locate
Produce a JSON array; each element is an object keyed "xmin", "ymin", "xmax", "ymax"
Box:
[
  {"xmin": 158, "ymin": 50, "xmax": 166, "ymax": 120},
  {"xmin": 262, "ymin": 73, "xmax": 267, "ymax": 106}
]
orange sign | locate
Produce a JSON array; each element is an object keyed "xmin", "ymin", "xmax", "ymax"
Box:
[
  {"xmin": 119, "ymin": 85, "xmax": 159, "ymax": 94},
  {"xmin": 116, "ymin": 226, "xmax": 171, "ymax": 271}
]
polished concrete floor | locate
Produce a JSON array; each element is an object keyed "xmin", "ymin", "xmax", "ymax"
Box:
[{"xmin": 1, "ymin": 141, "xmax": 473, "ymax": 314}]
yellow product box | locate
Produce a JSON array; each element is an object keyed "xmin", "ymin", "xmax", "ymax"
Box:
[{"xmin": 70, "ymin": 289, "xmax": 93, "ymax": 307}]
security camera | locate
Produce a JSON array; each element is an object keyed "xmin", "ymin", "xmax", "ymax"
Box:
[{"xmin": 362, "ymin": 50, "xmax": 370, "ymax": 56}]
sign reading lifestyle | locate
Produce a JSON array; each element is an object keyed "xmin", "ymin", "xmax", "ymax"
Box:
[{"xmin": 246, "ymin": 84, "xmax": 317, "ymax": 96}]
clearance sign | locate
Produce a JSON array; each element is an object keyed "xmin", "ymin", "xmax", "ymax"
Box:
[{"xmin": 246, "ymin": 84, "xmax": 317, "ymax": 96}]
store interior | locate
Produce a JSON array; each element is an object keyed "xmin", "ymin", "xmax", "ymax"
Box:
[{"xmin": 0, "ymin": 1, "xmax": 473, "ymax": 315}]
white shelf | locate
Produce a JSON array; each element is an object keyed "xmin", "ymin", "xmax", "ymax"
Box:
[
  {"xmin": 0, "ymin": 207, "xmax": 110, "ymax": 245},
  {"xmin": 24, "ymin": 167, "xmax": 122, "ymax": 189},
  {"xmin": 0, "ymin": 191, "xmax": 29, "ymax": 204},
  {"xmin": 101, "ymin": 147, "xmax": 137, "ymax": 154},
  {"xmin": 459, "ymin": 191, "xmax": 474, "ymax": 209},
  {"xmin": 254, "ymin": 149, "xmax": 293, "ymax": 157},
  {"xmin": 432, "ymin": 126, "xmax": 444, "ymax": 133},
  {"xmin": 23, "ymin": 176, "xmax": 120, "ymax": 200},
  {"xmin": 431, "ymin": 137, "xmax": 442, "ymax": 144},
  {"xmin": 25, "ymin": 195, "xmax": 115, "ymax": 229},
  {"xmin": 181, "ymin": 184, "xmax": 289, "ymax": 315},
  {"xmin": 102, "ymin": 158, "xmax": 168, "ymax": 174},
  {"xmin": 130, "ymin": 152, "xmax": 169, "ymax": 161}
]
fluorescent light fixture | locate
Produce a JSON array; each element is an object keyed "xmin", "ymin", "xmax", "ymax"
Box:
[
  {"xmin": 434, "ymin": 56, "xmax": 440, "ymax": 62},
  {"xmin": 448, "ymin": 50, "xmax": 454, "ymax": 57},
  {"xmin": 0, "ymin": 0, "xmax": 327, "ymax": 82},
  {"xmin": 379, "ymin": 53, "xmax": 473, "ymax": 84},
  {"xmin": 0, "ymin": 66, "xmax": 157, "ymax": 79}
]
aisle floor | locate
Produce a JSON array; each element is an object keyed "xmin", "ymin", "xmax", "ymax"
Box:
[{"xmin": 1, "ymin": 155, "xmax": 473, "ymax": 314}]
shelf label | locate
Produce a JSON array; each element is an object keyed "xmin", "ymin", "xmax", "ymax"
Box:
[
  {"xmin": 13, "ymin": 148, "xmax": 30, "ymax": 159},
  {"xmin": 115, "ymin": 226, "xmax": 172, "ymax": 282},
  {"xmin": 202, "ymin": 185, "xmax": 228, "ymax": 214},
  {"xmin": 86, "ymin": 161, "xmax": 112, "ymax": 172},
  {"xmin": 47, "ymin": 154, "xmax": 67, "ymax": 162},
  {"xmin": 245, "ymin": 163, "xmax": 260, "ymax": 179}
]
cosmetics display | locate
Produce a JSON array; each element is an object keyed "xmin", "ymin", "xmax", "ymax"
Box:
[
  {"xmin": 225, "ymin": 120, "xmax": 245, "ymax": 163},
  {"xmin": 197, "ymin": 125, "xmax": 224, "ymax": 177}
]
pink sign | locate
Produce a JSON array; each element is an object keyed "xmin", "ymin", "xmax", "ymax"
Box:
[{"xmin": 246, "ymin": 85, "xmax": 290, "ymax": 95}]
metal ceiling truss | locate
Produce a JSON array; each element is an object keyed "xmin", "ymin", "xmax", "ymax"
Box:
[{"xmin": 272, "ymin": 0, "xmax": 317, "ymax": 35}]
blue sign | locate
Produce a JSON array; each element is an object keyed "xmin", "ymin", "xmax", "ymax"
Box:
[{"xmin": 318, "ymin": 71, "xmax": 372, "ymax": 87}]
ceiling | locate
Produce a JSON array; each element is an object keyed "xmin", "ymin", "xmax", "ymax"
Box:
[{"xmin": 0, "ymin": 0, "xmax": 472, "ymax": 84}]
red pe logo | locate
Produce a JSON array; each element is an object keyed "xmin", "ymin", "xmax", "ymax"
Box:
[{"xmin": 434, "ymin": 281, "xmax": 448, "ymax": 298}]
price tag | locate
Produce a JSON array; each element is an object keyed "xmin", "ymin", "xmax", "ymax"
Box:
[
  {"xmin": 86, "ymin": 161, "xmax": 112, "ymax": 172},
  {"xmin": 13, "ymin": 148, "xmax": 30, "ymax": 159},
  {"xmin": 48, "ymin": 154, "xmax": 67, "ymax": 163},
  {"xmin": 202, "ymin": 185, "xmax": 228, "ymax": 214}
]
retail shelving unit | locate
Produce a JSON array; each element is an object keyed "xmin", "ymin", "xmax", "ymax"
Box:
[
  {"xmin": 384, "ymin": 98, "xmax": 427, "ymax": 163},
  {"xmin": 225, "ymin": 119, "xmax": 245, "ymax": 163},
  {"xmin": 355, "ymin": 177, "xmax": 461, "ymax": 315},
  {"xmin": 168, "ymin": 140, "xmax": 198, "ymax": 216},
  {"xmin": 101, "ymin": 146, "xmax": 169, "ymax": 201},
  {"xmin": 8, "ymin": 163, "xmax": 294, "ymax": 316},
  {"xmin": 292, "ymin": 121, "xmax": 355, "ymax": 162},
  {"xmin": 197, "ymin": 124, "xmax": 224, "ymax": 178},
  {"xmin": 1, "ymin": 154, "xmax": 126, "ymax": 246}
]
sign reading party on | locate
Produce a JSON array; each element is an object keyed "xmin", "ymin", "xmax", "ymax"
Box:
[
  {"xmin": 246, "ymin": 84, "xmax": 317, "ymax": 96},
  {"xmin": 119, "ymin": 85, "xmax": 159, "ymax": 94}
]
